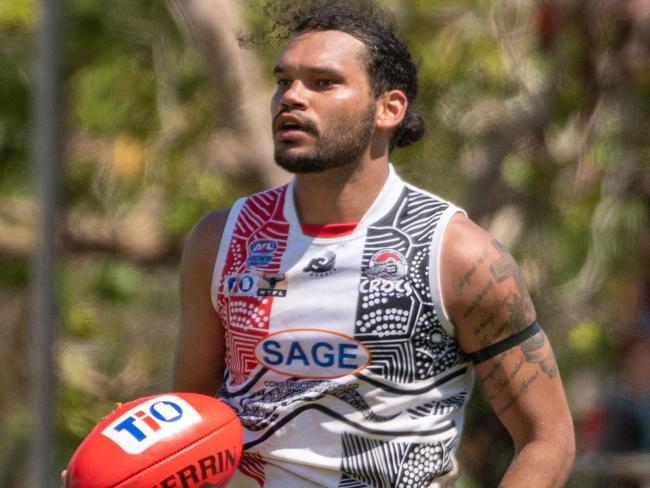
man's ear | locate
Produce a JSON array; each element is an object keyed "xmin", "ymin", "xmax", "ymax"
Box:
[{"xmin": 375, "ymin": 90, "xmax": 408, "ymax": 130}]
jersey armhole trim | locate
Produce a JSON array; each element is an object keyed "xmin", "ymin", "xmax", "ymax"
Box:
[
  {"xmin": 210, "ymin": 197, "xmax": 247, "ymax": 310},
  {"xmin": 428, "ymin": 206, "xmax": 467, "ymax": 337}
]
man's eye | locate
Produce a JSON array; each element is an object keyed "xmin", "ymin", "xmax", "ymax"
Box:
[
  {"xmin": 276, "ymin": 79, "xmax": 292, "ymax": 88},
  {"xmin": 315, "ymin": 79, "xmax": 334, "ymax": 88}
]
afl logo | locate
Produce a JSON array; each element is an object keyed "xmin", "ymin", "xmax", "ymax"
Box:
[
  {"xmin": 250, "ymin": 239, "xmax": 277, "ymax": 254},
  {"xmin": 365, "ymin": 249, "xmax": 408, "ymax": 281},
  {"xmin": 247, "ymin": 239, "xmax": 277, "ymax": 267},
  {"xmin": 254, "ymin": 329, "xmax": 371, "ymax": 379}
]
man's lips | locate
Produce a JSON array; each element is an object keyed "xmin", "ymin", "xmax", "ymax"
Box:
[
  {"xmin": 275, "ymin": 127, "xmax": 310, "ymax": 142},
  {"xmin": 273, "ymin": 112, "xmax": 317, "ymax": 140}
]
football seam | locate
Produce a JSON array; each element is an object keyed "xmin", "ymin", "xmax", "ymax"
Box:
[{"xmin": 111, "ymin": 415, "xmax": 241, "ymax": 487}]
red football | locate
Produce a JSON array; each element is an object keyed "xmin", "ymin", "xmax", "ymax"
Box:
[{"xmin": 66, "ymin": 393, "xmax": 243, "ymax": 488}]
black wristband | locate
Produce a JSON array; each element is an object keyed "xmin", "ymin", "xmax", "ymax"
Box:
[{"xmin": 467, "ymin": 322, "xmax": 541, "ymax": 365}]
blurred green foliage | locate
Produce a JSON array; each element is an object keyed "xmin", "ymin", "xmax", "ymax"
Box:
[{"xmin": 0, "ymin": 0, "xmax": 648, "ymax": 486}]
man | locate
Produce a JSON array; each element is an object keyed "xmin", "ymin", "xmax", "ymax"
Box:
[{"xmin": 174, "ymin": 2, "xmax": 575, "ymax": 487}]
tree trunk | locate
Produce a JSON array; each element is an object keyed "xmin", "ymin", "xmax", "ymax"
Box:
[{"xmin": 165, "ymin": 0, "xmax": 289, "ymax": 189}]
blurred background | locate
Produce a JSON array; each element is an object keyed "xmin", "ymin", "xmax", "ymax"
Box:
[{"xmin": 1, "ymin": 0, "xmax": 648, "ymax": 486}]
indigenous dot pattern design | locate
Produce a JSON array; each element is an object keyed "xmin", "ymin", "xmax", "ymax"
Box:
[
  {"xmin": 355, "ymin": 187, "xmax": 466, "ymax": 384},
  {"xmin": 406, "ymin": 393, "xmax": 468, "ymax": 418},
  {"xmin": 215, "ymin": 179, "xmax": 473, "ymax": 488},
  {"xmin": 216, "ymin": 186, "xmax": 290, "ymax": 386},
  {"xmin": 339, "ymin": 433, "xmax": 456, "ymax": 488},
  {"xmin": 355, "ymin": 308, "xmax": 410, "ymax": 336},
  {"xmin": 336, "ymin": 187, "xmax": 469, "ymax": 488},
  {"xmin": 230, "ymin": 380, "xmax": 399, "ymax": 433}
]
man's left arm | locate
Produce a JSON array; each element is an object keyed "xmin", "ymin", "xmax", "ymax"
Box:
[{"xmin": 441, "ymin": 213, "xmax": 575, "ymax": 487}]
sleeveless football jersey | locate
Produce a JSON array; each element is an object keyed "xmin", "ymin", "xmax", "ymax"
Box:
[{"xmin": 211, "ymin": 166, "xmax": 474, "ymax": 488}]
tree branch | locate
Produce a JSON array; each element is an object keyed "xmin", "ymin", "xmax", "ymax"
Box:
[{"xmin": 165, "ymin": 0, "xmax": 289, "ymax": 188}]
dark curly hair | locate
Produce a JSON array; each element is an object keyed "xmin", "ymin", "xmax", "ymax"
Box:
[{"xmin": 253, "ymin": 0, "xmax": 425, "ymax": 150}]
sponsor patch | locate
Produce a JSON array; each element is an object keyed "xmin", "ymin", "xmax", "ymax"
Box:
[
  {"xmin": 246, "ymin": 238, "xmax": 277, "ymax": 268},
  {"xmin": 257, "ymin": 272, "xmax": 287, "ymax": 297},
  {"xmin": 225, "ymin": 272, "xmax": 287, "ymax": 297},
  {"xmin": 225, "ymin": 273, "xmax": 258, "ymax": 296},
  {"xmin": 365, "ymin": 249, "xmax": 408, "ymax": 281},
  {"xmin": 102, "ymin": 395, "xmax": 201, "ymax": 455},
  {"xmin": 359, "ymin": 278, "xmax": 413, "ymax": 296},
  {"xmin": 254, "ymin": 329, "xmax": 371, "ymax": 379}
]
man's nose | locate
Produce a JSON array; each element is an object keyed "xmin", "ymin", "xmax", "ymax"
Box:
[{"xmin": 280, "ymin": 80, "xmax": 307, "ymax": 109}]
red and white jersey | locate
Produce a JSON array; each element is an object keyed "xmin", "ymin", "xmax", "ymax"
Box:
[{"xmin": 211, "ymin": 166, "xmax": 474, "ymax": 488}]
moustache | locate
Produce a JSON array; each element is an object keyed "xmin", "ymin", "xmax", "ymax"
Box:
[{"xmin": 273, "ymin": 110, "xmax": 319, "ymax": 135}]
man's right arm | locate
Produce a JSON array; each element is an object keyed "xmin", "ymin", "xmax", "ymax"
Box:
[{"xmin": 173, "ymin": 209, "xmax": 230, "ymax": 395}]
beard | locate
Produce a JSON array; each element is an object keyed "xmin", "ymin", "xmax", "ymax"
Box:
[{"xmin": 273, "ymin": 102, "xmax": 376, "ymax": 174}]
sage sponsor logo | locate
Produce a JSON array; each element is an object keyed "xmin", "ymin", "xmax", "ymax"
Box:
[{"xmin": 254, "ymin": 329, "xmax": 370, "ymax": 379}]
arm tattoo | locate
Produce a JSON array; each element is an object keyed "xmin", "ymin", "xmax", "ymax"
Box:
[
  {"xmin": 473, "ymin": 313, "xmax": 498, "ymax": 349},
  {"xmin": 466, "ymin": 244, "xmax": 559, "ymax": 415},
  {"xmin": 488, "ymin": 240, "xmax": 535, "ymax": 335},
  {"xmin": 458, "ymin": 240, "xmax": 556, "ymax": 414},
  {"xmin": 454, "ymin": 249, "xmax": 489, "ymax": 297},
  {"xmin": 464, "ymin": 244, "xmax": 535, "ymax": 346},
  {"xmin": 481, "ymin": 331, "xmax": 559, "ymax": 415},
  {"xmin": 463, "ymin": 280, "xmax": 495, "ymax": 319},
  {"xmin": 521, "ymin": 332, "xmax": 559, "ymax": 379},
  {"xmin": 483, "ymin": 356, "xmax": 524, "ymax": 401},
  {"xmin": 496, "ymin": 371, "xmax": 540, "ymax": 415},
  {"xmin": 490, "ymin": 240, "xmax": 525, "ymax": 287},
  {"xmin": 493, "ymin": 292, "xmax": 529, "ymax": 337}
]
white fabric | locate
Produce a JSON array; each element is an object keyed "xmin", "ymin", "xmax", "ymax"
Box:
[{"xmin": 212, "ymin": 167, "xmax": 474, "ymax": 488}]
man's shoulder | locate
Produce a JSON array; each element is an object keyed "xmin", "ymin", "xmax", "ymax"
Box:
[
  {"xmin": 439, "ymin": 212, "xmax": 501, "ymax": 302},
  {"xmin": 442, "ymin": 212, "xmax": 495, "ymax": 265},
  {"xmin": 192, "ymin": 208, "xmax": 231, "ymax": 240},
  {"xmin": 185, "ymin": 182, "xmax": 288, "ymax": 249},
  {"xmin": 441, "ymin": 213, "xmax": 537, "ymax": 339},
  {"xmin": 182, "ymin": 209, "xmax": 232, "ymax": 264}
]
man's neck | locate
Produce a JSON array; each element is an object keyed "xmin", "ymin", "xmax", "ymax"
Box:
[{"xmin": 292, "ymin": 159, "xmax": 390, "ymax": 225}]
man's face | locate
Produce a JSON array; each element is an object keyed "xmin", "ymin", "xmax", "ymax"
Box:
[{"xmin": 271, "ymin": 30, "xmax": 377, "ymax": 173}]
